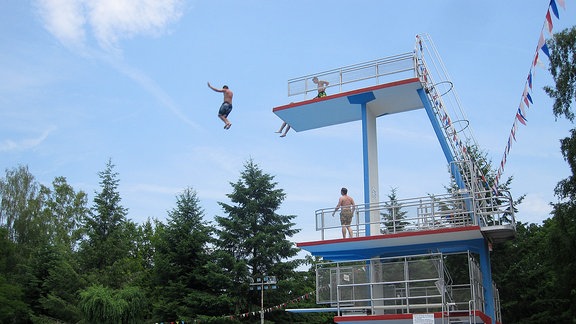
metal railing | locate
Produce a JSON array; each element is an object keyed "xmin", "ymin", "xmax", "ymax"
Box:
[
  {"xmin": 315, "ymin": 252, "xmax": 493, "ymax": 319},
  {"xmin": 287, "ymin": 52, "xmax": 417, "ymax": 98},
  {"xmin": 315, "ymin": 189, "xmax": 515, "ymax": 240}
]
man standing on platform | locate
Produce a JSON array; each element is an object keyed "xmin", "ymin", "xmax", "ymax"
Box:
[
  {"xmin": 312, "ymin": 76, "xmax": 329, "ymax": 98},
  {"xmin": 207, "ymin": 82, "xmax": 233, "ymax": 129},
  {"xmin": 332, "ymin": 187, "xmax": 356, "ymax": 238}
]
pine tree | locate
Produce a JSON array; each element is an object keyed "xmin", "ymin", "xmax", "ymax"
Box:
[
  {"xmin": 380, "ymin": 187, "xmax": 409, "ymax": 233},
  {"xmin": 214, "ymin": 159, "xmax": 301, "ymax": 315},
  {"xmin": 78, "ymin": 159, "xmax": 132, "ymax": 287},
  {"xmin": 153, "ymin": 188, "xmax": 232, "ymax": 321}
]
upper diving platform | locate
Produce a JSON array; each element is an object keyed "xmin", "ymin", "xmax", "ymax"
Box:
[{"xmin": 273, "ymin": 53, "xmax": 423, "ymax": 131}]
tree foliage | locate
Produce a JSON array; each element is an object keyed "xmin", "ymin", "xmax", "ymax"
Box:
[
  {"xmin": 78, "ymin": 159, "xmax": 141, "ymax": 289},
  {"xmin": 489, "ymin": 25, "xmax": 576, "ymax": 323},
  {"xmin": 80, "ymin": 159, "xmax": 130, "ymax": 271},
  {"xmin": 40, "ymin": 176, "xmax": 88, "ymax": 251},
  {"xmin": 0, "ymin": 165, "xmax": 44, "ymax": 249},
  {"xmin": 544, "ymin": 26, "xmax": 576, "ymax": 122},
  {"xmin": 380, "ymin": 187, "xmax": 409, "ymax": 233},
  {"xmin": 79, "ymin": 284, "xmax": 146, "ymax": 324},
  {"xmin": 216, "ymin": 159, "xmax": 300, "ymax": 274},
  {"xmin": 543, "ymin": 25, "xmax": 576, "ymax": 322},
  {"xmin": 153, "ymin": 188, "xmax": 233, "ymax": 321},
  {"xmin": 215, "ymin": 159, "xmax": 301, "ymax": 316}
]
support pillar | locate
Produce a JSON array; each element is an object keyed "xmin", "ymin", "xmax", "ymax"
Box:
[{"xmin": 348, "ymin": 92, "xmax": 378, "ymax": 236}]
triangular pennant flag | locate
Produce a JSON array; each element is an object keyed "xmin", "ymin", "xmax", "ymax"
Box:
[
  {"xmin": 533, "ymin": 51, "xmax": 540, "ymax": 67},
  {"xmin": 511, "ymin": 123, "xmax": 517, "ymax": 141},
  {"xmin": 526, "ymin": 92, "xmax": 533, "ymax": 104},
  {"xmin": 520, "ymin": 101, "xmax": 527, "ymax": 116},
  {"xmin": 516, "ymin": 108, "xmax": 528, "ymax": 125},
  {"xmin": 536, "ymin": 56, "xmax": 546, "ymax": 68},
  {"xmin": 557, "ymin": 0, "xmax": 566, "ymax": 10},
  {"xmin": 545, "ymin": 20, "xmax": 553, "ymax": 36},
  {"xmin": 541, "ymin": 43, "xmax": 551, "ymax": 59},
  {"xmin": 550, "ymin": 0, "xmax": 560, "ymax": 19},
  {"xmin": 523, "ymin": 94, "xmax": 531, "ymax": 108},
  {"xmin": 527, "ymin": 71, "xmax": 533, "ymax": 89},
  {"xmin": 546, "ymin": 10, "xmax": 554, "ymax": 33},
  {"xmin": 537, "ymin": 31, "xmax": 546, "ymax": 50}
]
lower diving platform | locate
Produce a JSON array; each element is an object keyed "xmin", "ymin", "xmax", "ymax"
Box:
[{"xmin": 292, "ymin": 190, "xmax": 514, "ymax": 324}]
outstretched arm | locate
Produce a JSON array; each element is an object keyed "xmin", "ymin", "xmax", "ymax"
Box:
[{"xmin": 207, "ymin": 82, "xmax": 223, "ymax": 92}]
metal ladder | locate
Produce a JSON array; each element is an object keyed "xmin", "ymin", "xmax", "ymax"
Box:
[{"xmin": 414, "ymin": 34, "xmax": 490, "ymax": 197}]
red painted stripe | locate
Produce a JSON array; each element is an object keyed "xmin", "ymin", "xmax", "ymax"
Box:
[
  {"xmin": 333, "ymin": 310, "xmax": 491, "ymax": 323},
  {"xmin": 273, "ymin": 77, "xmax": 421, "ymax": 112},
  {"xmin": 297, "ymin": 225, "xmax": 481, "ymax": 247}
]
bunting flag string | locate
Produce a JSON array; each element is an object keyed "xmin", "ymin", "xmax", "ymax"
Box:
[
  {"xmin": 226, "ymin": 291, "xmax": 316, "ymax": 320},
  {"xmin": 155, "ymin": 291, "xmax": 316, "ymax": 324},
  {"xmin": 494, "ymin": 0, "xmax": 565, "ymax": 189}
]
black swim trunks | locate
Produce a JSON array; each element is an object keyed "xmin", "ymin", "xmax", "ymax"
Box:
[
  {"xmin": 219, "ymin": 102, "xmax": 232, "ymax": 117},
  {"xmin": 317, "ymin": 91, "xmax": 327, "ymax": 98}
]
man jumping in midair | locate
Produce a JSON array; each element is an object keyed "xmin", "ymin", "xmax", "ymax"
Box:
[{"xmin": 207, "ymin": 82, "xmax": 233, "ymax": 129}]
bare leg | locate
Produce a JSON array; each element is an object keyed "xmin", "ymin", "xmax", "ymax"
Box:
[
  {"xmin": 346, "ymin": 226, "xmax": 353, "ymax": 238},
  {"xmin": 341, "ymin": 226, "xmax": 347, "ymax": 238},
  {"xmin": 276, "ymin": 122, "xmax": 286, "ymax": 133},
  {"xmin": 219, "ymin": 115, "xmax": 232, "ymax": 129},
  {"xmin": 280, "ymin": 124, "xmax": 291, "ymax": 137}
]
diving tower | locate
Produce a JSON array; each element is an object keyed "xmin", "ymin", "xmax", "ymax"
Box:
[{"xmin": 274, "ymin": 34, "xmax": 516, "ymax": 324}]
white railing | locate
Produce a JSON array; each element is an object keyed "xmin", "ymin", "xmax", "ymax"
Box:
[
  {"xmin": 287, "ymin": 52, "xmax": 417, "ymax": 99},
  {"xmin": 315, "ymin": 190, "xmax": 515, "ymax": 240},
  {"xmin": 315, "ymin": 252, "xmax": 495, "ymax": 318}
]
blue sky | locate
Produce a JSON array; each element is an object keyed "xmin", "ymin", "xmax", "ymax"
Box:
[{"xmin": 1, "ymin": 1, "xmax": 575, "ymax": 247}]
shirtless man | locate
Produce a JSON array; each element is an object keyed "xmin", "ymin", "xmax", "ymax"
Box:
[
  {"xmin": 207, "ymin": 82, "xmax": 234, "ymax": 129},
  {"xmin": 312, "ymin": 76, "xmax": 329, "ymax": 98},
  {"xmin": 332, "ymin": 187, "xmax": 356, "ymax": 238}
]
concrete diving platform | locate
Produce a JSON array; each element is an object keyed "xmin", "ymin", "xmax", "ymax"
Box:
[
  {"xmin": 272, "ymin": 52, "xmax": 422, "ymax": 132},
  {"xmin": 273, "ymin": 78, "xmax": 424, "ymax": 132}
]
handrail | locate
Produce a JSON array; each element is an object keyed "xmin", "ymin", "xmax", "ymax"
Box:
[
  {"xmin": 315, "ymin": 189, "xmax": 515, "ymax": 240},
  {"xmin": 287, "ymin": 52, "xmax": 416, "ymax": 98}
]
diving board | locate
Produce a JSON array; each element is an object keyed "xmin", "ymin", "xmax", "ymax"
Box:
[{"xmin": 272, "ymin": 78, "xmax": 424, "ymax": 132}]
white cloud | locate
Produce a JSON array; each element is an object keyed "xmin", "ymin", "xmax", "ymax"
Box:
[
  {"xmin": 35, "ymin": 0, "xmax": 184, "ymax": 51},
  {"xmin": 86, "ymin": 0, "xmax": 184, "ymax": 50},
  {"xmin": 0, "ymin": 126, "xmax": 56, "ymax": 152},
  {"xmin": 34, "ymin": 0, "xmax": 194, "ymax": 129},
  {"xmin": 35, "ymin": 0, "xmax": 86, "ymax": 48}
]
